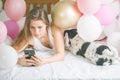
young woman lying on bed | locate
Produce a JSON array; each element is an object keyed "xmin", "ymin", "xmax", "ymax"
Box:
[
  {"xmin": 12, "ymin": 7, "xmax": 119, "ymax": 67},
  {"xmin": 12, "ymin": 7, "xmax": 65, "ymax": 67}
]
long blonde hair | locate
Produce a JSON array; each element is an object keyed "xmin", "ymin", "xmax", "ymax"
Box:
[{"xmin": 12, "ymin": 7, "xmax": 49, "ymax": 48}]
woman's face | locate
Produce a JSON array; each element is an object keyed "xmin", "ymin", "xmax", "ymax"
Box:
[{"xmin": 30, "ymin": 20, "xmax": 47, "ymax": 39}]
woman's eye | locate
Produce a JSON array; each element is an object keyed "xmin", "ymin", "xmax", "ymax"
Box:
[{"xmin": 30, "ymin": 27, "xmax": 35, "ymax": 29}]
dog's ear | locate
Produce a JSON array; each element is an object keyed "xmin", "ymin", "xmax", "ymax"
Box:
[
  {"xmin": 68, "ymin": 29, "xmax": 78, "ymax": 39},
  {"xmin": 69, "ymin": 29, "xmax": 77, "ymax": 39},
  {"xmin": 96, "ymin": 45, "xmax": 111, "ymax": 55},
  {"xmin": 64, "ymin": 30, "xmax": 69, "ymax": 37},
  {"xmin": 64, "ymin": 29, "xmax": 78, "ymax": 39}
]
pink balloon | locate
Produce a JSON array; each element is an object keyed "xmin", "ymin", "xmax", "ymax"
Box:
[
  {"xmin": 4, "ymin": 20, "xmax": 19, "ymax": 40},
  {"xmin": 95, "ymin": 4, "xmax": 116, "ymax": 25},
  {"xmin": 0, "ymin": 21, "xmax": 7, "ymax": 44},
  {"xmin": 4, "ymin": 0, "xmax": 26, "ymax": 21},
  {"xmin": 77, "ymin": 0, "xmax": 101, "ymax": 14}
]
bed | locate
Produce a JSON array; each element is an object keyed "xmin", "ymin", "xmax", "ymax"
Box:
[{"xmin": 0, "ymin": 0, "xmax": 120, "ymax": 80}]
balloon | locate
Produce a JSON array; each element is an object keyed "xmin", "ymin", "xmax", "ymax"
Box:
[
  {"xmin": 0, "ymin": 21, "xmax": 7, "ymax": 44},
  {"xmin": 77, "ymin": 15, "xmax": 103, "ymax": 42},
  {"xmin": 4, "ymin": 20, "xmax": 19, "ymax": 40},
  {"xmin": 95, "ymin": 4, "xmax": 116, "ymax": 25},
  {"xmin": 51, "ymin": 0, "xmax": 81, "ymax": 29},
  {"xmin": 77, "ymin": 0, "xmax": 101, "ymax": 14},
  {"xmin": 0, "ymin": 44, "xmax": 18, "ymax": 69},
  {"xmin": 4, "ymin": 0, "xmax": 26, "ymax": 21},
  {"xmin": 0, "ymin": 0, "xmax": 3, "ymax": 12},
  {"xmin": 103, "ymin": 19, "xmax": 120, "ymax": 36},
  {"xmin": 107, "ymin": 32, "xmax": 120, "ymax": 55}
]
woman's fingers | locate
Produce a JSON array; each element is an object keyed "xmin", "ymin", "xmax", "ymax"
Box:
[
  {"xmin": 22, "ymin": 54, "xmax": 28, "ymax": 58},
  {"xmin": 31, "ymin": 56, "xmax": 40, "ymax": 63},
  {"xmin": 26, "ymin": 59, "xmax": 35, "ymax": 63},
  {"xmin": 18, "ymin": 55, "xmax": 35, "ymax": 67},
  {"xmin": 31, "ymin": 55, "xmax": 43, "ymax": 66},
  {"xmin": 18, "ymin": 55, "xmax": 44, "ymax": 66}
]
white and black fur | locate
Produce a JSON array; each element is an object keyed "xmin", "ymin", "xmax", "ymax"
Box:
[{"xmin": 64, "ymin": 29, "xmax": 119, "ymax": 66}]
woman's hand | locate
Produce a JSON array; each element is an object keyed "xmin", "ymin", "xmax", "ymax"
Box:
[
  {"xmin": 17, "ymin": 55, "xmax": 35, "ymax": 67},
  {"xmin": 31, "ymin": 55, "xmax": 45, "ymax": 66}
]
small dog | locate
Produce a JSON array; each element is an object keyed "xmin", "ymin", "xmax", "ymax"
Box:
[{"xmin": 64, "ymin": 29, "xmax": 119, "ymax": 66}]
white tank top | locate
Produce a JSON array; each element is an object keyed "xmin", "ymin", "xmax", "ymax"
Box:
[{"xmin": 33, "ymin": 27, "xmax": 54, "ymax": 51}]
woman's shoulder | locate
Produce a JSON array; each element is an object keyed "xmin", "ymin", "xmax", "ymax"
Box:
[{"xmin": 51, "ymin": 24, "xmax": 64, "ymax": 37}]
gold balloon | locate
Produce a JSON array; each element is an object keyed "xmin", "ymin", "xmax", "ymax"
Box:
[{"xmin": 51, "ymin": 0, "xmax": 81, "ymax": 29}]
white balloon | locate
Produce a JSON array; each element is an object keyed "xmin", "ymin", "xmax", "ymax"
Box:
[
  {"xmin": 77, "ymin": 15, "xmax": 103, "ymax": 41},
  {"xmin": 0, "ymin": 44, "xmax": 18, "ymax": 69},
  {"xmin": 107, "ymin": 32, "xmax": 120, "ymax": 55},
  {"xmin": 0, "ymin": 0, "xmax": 3, "ymax": 12}
]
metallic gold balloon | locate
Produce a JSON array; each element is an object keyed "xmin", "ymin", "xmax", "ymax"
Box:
[{"xmin": 51, "ymin": 0, "xmax": 81, "ymax": 29}]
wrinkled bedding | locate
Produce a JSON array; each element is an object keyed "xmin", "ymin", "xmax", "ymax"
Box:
[{"xmin": 0, "ymin": 50, "xmax": 120, "ymax": 80}]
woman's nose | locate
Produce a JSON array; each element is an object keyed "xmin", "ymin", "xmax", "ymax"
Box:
[{"xmin": 35, "ymin": 29, "xmax": 39, "ymax": 34}]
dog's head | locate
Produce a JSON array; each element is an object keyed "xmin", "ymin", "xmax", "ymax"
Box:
[
  {"xmin": 95, "ymin": 45, "xmax": 119, "ymax": 66},
  {"xmin": 64, "ymin": 29, "xmax": 78, "ymax": 48},
  {"xmin": 96, "ymin": 57, "xmax": 112, "ymax": 66}
]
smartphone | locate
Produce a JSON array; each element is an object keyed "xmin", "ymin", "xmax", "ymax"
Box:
[{"xmin": 24, "ymin": 50, "xmax": 35, "ymax": 59}]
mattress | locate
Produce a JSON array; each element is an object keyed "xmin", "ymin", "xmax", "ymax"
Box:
[{"xmin": 0, "ymin": 50, "xmax": 120, "ymax": 80}]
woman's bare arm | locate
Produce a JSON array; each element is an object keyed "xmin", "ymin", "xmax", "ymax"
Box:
[{"xmin": 36, "ymin": 25, "xmax": 65, "ymax": 65}]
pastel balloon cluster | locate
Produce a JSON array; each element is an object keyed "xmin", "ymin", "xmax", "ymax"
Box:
[
  {"xmin": 76, "ymin": 0, "xmax": 117, "ymax": 41},
  {"xmin": 77, "ymin": 0, "xmax": 116, "ymax": 25},
  {"xmin": 52, "ymin": 0, "xmax": 117, "ymax": 42},
  {"xmin": 2, "ymin": 0, "xmax": 26, "ymax": 40}
]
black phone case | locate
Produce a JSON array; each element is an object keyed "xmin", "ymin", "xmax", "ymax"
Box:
[{"xmin": 24, "ymin": 50, "xmax": 35, "ymax": 59}]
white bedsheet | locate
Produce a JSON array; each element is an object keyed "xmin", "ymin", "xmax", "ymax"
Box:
[{"xmin": 0, "ymin": 50, "xmax": 120, "ymax": 80}]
